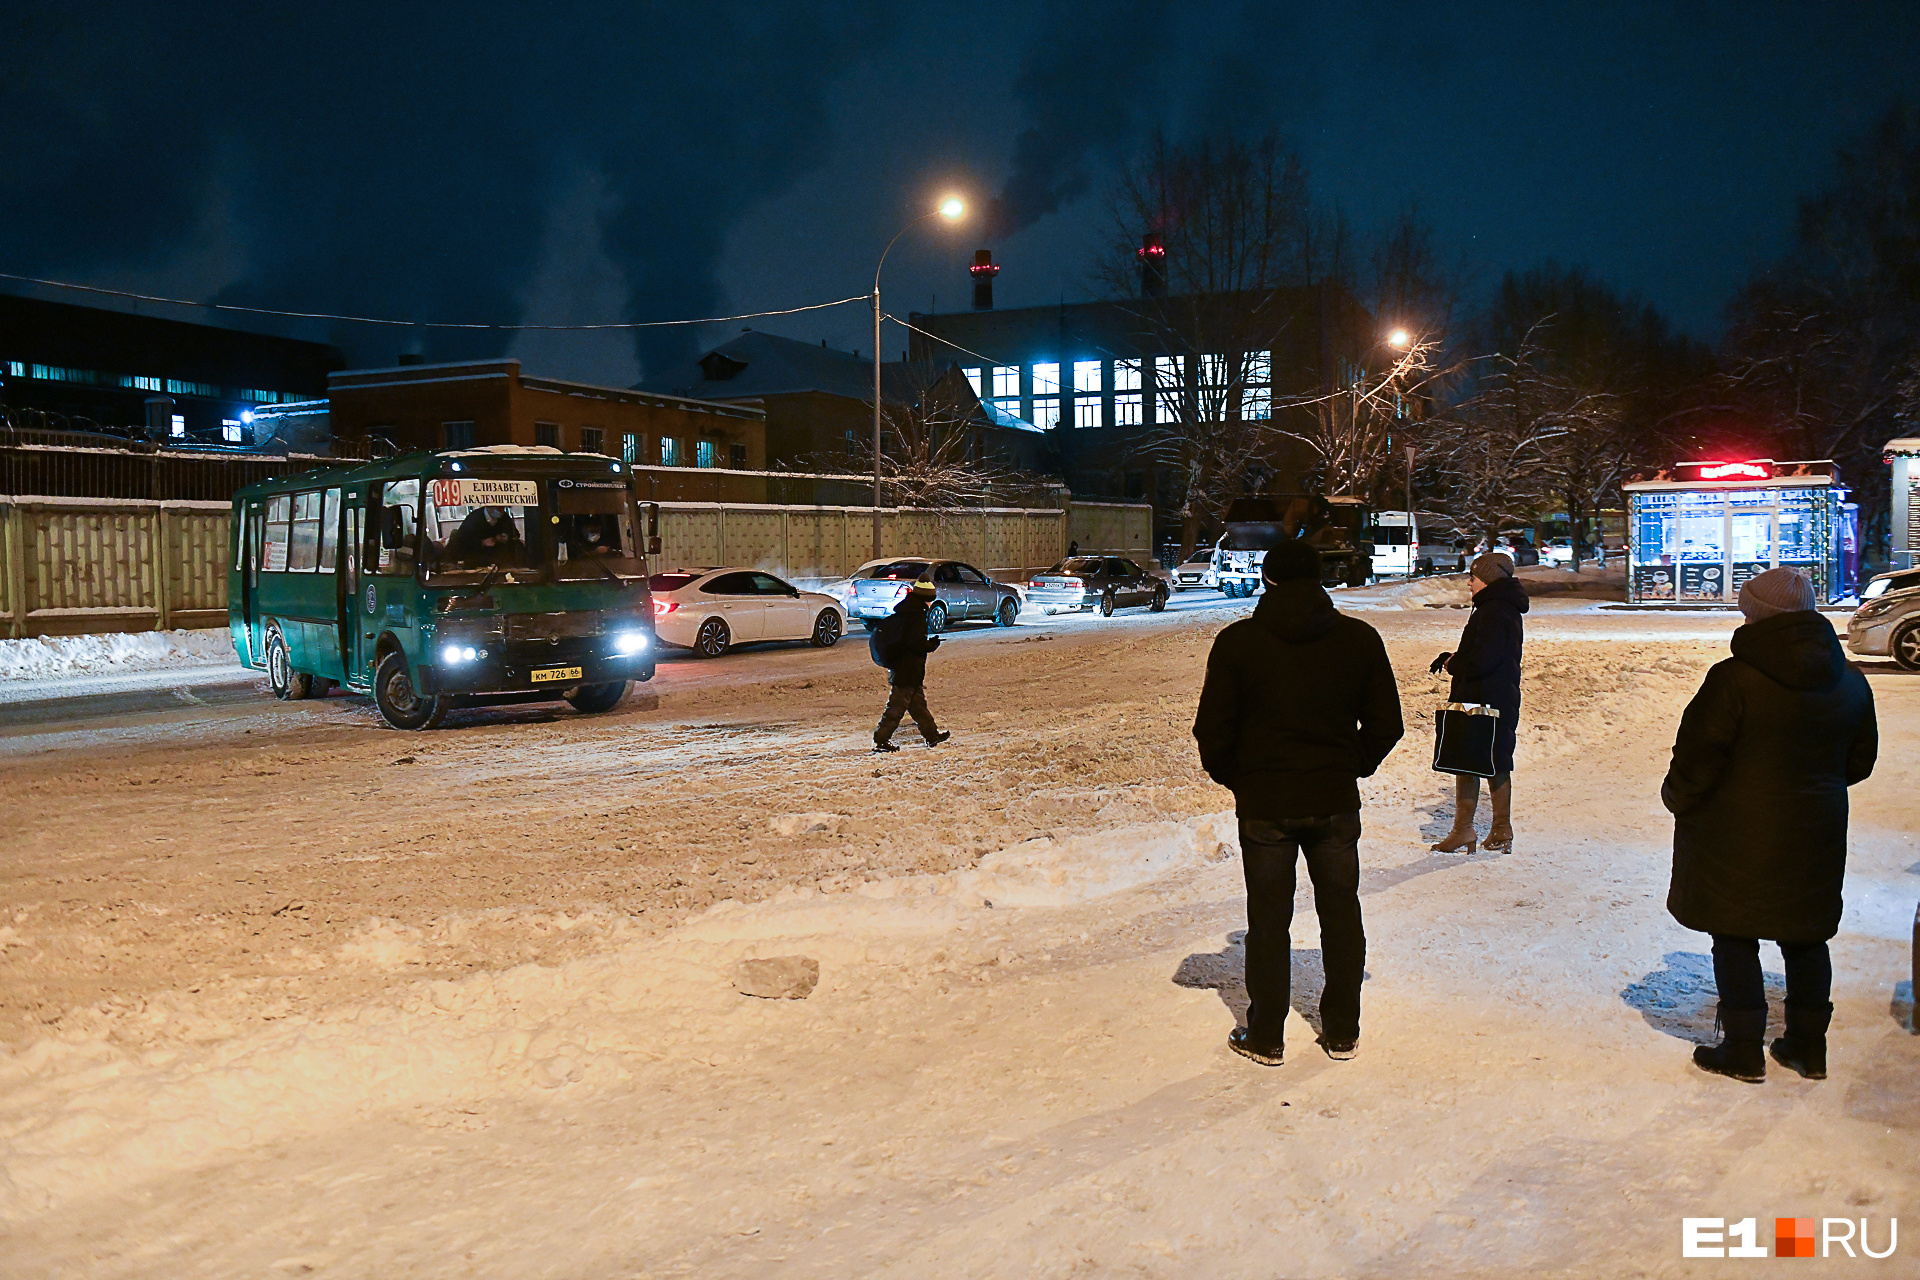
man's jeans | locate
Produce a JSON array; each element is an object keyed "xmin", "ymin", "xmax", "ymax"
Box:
[
  {"xmin": 1238, "ymin": 812, "xmax": 1365, "ymax": 1048},
  {"xmin": 875, "ymin": 678, "xmax": 939, "ymax": 745}
]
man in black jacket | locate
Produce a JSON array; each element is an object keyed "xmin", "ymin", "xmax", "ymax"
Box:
[
  {"xmin": 873, "ymin": 579, "xmax": 952, "ymax": 753},
  {"xmin": 1193, "ymin": 540, "xmax": 1405, "ymax": 1065},
  {"xmin": 1664, "ymin": 567, "xmax": 1877, "ymax": 1083}
]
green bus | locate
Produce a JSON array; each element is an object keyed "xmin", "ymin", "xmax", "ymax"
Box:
[{"xmin": 230, "ymin": 445, "xmax": 659, "ymax": 729}]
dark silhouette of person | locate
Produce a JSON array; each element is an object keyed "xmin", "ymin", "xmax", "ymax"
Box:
[{"xmin": 446, "ymin": 506, "xmax": 522, "ymax": 563}]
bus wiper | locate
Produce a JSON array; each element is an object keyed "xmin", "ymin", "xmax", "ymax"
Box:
[{"xmin": 579, "ymin": 554, "xmax": 626, "ymax": 588}]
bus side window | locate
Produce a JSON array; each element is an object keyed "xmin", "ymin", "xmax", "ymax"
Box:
[
  {"xmin": 318, "ymin": 488, "xmax": 341, "ymax": 572},
  {"xmin": 374, "ymin": 479, "xmax": 420, "ymax": 575},
  {"xmin": 345, "ymin": 505, "xmax": 362, "ymax": 595},
  {"xmin": 262, "ymin": 494, "xmax": 292, "ymax": 572}
]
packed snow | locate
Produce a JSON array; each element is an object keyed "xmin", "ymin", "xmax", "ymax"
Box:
[
  {"xmin": 0, "ymin": 600, "xmax": 1912, "ymax": 1277},
  {"xmin": 0, "ymin": 627, "xmax": 234, "ymax": 682}
]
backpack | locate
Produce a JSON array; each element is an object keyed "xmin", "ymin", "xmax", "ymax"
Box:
[{"xmin": 868, "ymin": 612, "xmax": 904, "ymax": 668}]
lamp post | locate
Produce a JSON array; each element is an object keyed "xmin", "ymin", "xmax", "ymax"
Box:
[{"xmin": 872, "ymin": 196, "xmax": 965, "ymax": 558}]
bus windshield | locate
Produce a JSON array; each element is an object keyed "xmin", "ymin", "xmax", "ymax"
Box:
[{"xmin": 419, "ymin": 476, "xmax": 643, "ymax": 584}]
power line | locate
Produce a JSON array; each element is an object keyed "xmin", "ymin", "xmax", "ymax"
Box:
[
  {"xmin": 883, "ymin": 312, "xmax": 1003, "ymax": 370},
  {"xmin": 0, "ymin": 271, "xmax": 868, "ymax": 330}
]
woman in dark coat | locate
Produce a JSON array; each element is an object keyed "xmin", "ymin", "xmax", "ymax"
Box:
[
  {"xmin": 1664, "ymin": 567, "xmax": 1877, "ymax": 1083},
  {"xmin": 1430, "ymin": 553, "xmax": 1529, "ymax": 853}
]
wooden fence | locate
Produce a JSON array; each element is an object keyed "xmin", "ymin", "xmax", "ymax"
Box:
[{"xmin": 1, "ymin": 496, "xmax": 1153, "ymax": 639}]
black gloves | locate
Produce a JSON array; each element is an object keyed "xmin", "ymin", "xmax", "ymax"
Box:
[{"xmin": 1429, "ymin": 651, "xmax": 1452, "ymax": 674}]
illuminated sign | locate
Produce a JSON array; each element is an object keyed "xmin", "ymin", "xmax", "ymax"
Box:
[
  {"xmin": 431, "ymin": 478, "xmax": 539, "ymax": 507},
  {"xmin": 1694, "ymin": 461, "xmax": 1771, "ymax": 481}
]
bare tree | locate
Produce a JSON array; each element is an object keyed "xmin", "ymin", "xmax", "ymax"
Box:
[{"xmin": 1094, "ymin": 133, "xmax": 1322, "ymax": 557}]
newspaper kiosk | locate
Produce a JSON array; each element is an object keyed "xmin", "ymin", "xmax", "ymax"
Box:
[{"xmin": 1623, "ymin": 459, "xmax": 1851, "ymax": 604}]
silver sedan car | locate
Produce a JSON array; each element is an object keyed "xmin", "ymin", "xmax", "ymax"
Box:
[
  {"xmin": 1027, "ymin": 555, "xmax": 1169, "ymax": 616},
  {"xmin": 844, "ymin": 558, "xmax": 1022, "ymax": 633},
  {"xmin": 1847, "ymin": 574, "xmax": 1920, "ymax": 669}
]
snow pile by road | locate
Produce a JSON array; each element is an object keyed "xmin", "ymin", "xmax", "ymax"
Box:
[
  {"xmin": 0, "ymin": 628, "xmax": 234, "ymax": 682},
  {"xmin": 0, "ymin": 812, "xmax": 1237, "ymax": 1220}
]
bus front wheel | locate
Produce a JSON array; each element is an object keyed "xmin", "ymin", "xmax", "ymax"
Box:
[
  {"xmin": 265, "ymin": 625, "xmax": 312, "ymax": 700},
  {"xmin": 373, "ymin": 652, "xmax": 445, "ymax": 730},
  {"xmin": 565, "ymin": 681, "xmax": 629, "ymax": 713}
]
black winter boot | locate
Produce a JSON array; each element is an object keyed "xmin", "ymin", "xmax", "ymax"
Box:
[
  {"xmin": 1694, "ymin": 1007, "xmax": 1767, "ymax": 1083},
  {"xmin": 1770, "ymin": 1001, "xmax": 1832, "ymax": 1080}
]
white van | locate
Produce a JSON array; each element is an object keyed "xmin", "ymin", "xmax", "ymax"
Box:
[{"xmin": 1369, "ymin": 510, "xmax": 1419, "ymax": 577}]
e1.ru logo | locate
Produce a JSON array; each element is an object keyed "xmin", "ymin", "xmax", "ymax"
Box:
[{"xmin": 1682, "ymin": 1217, "xmax": 1899, "ymax": 1258}]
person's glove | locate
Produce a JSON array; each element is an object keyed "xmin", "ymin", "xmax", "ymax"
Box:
[{"xmin": 1428, "ymin": 651, "xmax": 1452, "ymax": 674}]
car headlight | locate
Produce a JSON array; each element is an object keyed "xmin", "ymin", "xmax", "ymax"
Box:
[
  {"xmin": 441, "ymin": 644, "xmax": 481, "ymax": 664},
  {"xmin": 1853, "ymin": 598, "xmax": 1896, "ymax": 621},
  {"xmin": 612, "ymin": 632, "xmax": 650, "ymax": 655}
]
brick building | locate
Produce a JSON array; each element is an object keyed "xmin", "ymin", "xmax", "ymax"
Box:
[{"xmin": 324, "ymin": 359, "xmax": 765, "ymax": 469}]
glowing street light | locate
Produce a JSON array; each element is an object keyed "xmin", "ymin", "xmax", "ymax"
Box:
[
  {"xmin": 1387, "ymin": 328, "xmax": 1412, "ymax": 349},
  {"xmin": 871, "ymin": 195, "xmax": 968, "ymax": 556}
]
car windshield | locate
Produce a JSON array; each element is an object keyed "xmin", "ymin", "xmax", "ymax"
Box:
[
  {"xmin": 649, "ymin": 572, "xmax": 699, "ymax": 592},
  {"xmin": 419, "ymin": 475, "xmax": 644, "ymax": 583},
  {"xmin": 1182, "ymin": 553, "xmax": 1211, "ymax": 565}
]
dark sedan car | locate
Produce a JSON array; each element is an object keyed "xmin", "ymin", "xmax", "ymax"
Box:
[
  {"xmin": 845, "ymin": 558, "xmax": 1022, "ymax": 632},
  {"xmin": 1027, "ymin": 555, "xmax": 1169, "ymax": 616}
]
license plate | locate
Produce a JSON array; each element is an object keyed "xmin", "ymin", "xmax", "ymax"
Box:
[{"xmin": 530, "ymin": 665, "xmax": 583, "ymax": 683}]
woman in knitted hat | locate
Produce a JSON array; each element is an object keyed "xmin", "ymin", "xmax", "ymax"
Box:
[
  {"xmin": 1428, "ymin": 552, "xmax": 1528, "ymax": 852},
  {"xmin": 1663, "ymin": 567, "xmax": 1877, "ymax": 1083}
]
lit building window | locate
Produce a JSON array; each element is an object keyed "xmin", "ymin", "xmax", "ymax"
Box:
[
  {"xmin": 170, "ymin": 415, "xmax": 186, "ymax": 437},
  {"xmin": 696, "ymin": 439, "xmax": 717, "ymax": 467},
  {"xmin": 963, "ymin": 367, "xmax": 983, "ymax": 396},
  {"xmin": 1074, "ymin": 399, "xmax": 1100, "ymax": 428},
  {"xmin": 1113, "ymin": 360, "xmax": 1142, "ymax": 392},
  {"xmin": 1030, "ymin": 362, "xmax": 1060, "ymax": 396},
  {"xmin": 1073, "ymin": 360, "xmax": 1101, "ymax": 393},
  {"xmin": 1032, "ymin": 397, "xmax": 1061, "ymax": 430},
  {"xmin": 660, "ymin": 436, "xmax": 681, "ymax": 466},
  {"xmin": 221, "ymin": 419, "xmax": 244, "ymax": 442},
  {"xmin": 4, "ymin": 361, "xmax": 22, "ymax": 378},
  {"xmin": 1242, "ymin": 387, "xmax": 1271, "ymax": 420},
  {"xmin": 1114, "ymin": 394, "xmax": 1142, "ymax": 426},
  {"xmin": 1198, "ymin": 353, "xmax": 1228, "ymax": 386},
  {"xmin": 1244, "ymin": 351, "xmax": 1271, "ymax": 385},
  {"xmin": 621, "ymin": 433, "xmax": 641, "ymax": 465},
  {"xmin": 991, "ymin": 365, "xmax": 1020, "ymax": 399}
]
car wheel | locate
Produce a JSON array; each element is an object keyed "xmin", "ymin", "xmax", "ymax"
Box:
[
  {"xmin": 995, "ymin": 597, "xmax": 1019, "ymax": 627},
  {"xmin": 926, "ymin": 602, "xmax": 948, "ymax": 635},
  {"xmin": 373, "ymin": 651, "xmax": 444, "ymax": 729},
  {"xmin": 265, "ymin": 625, "xmax": 312, "ymax": 700},
  {"xmin": 810, "ymin": 609, "xmax": 842, "ymax": 647},
  {"xmin": 695, "ymin": 617, "xmax": 731, "ymax": 658},
  {"xmin": 1150, "ymin": 586, "xmax": 1168, "ymax": 612},
  {"xmin": 1098, "ymin": 591, "xmax": 1115, "ymax": 617},
  {"xmin": 565, "ymin": 681, "xmax": 629, "ymax": 713},
  {"xmin": 1893, "ymin": 620, "xmax": 1920, "ymax": 671}
]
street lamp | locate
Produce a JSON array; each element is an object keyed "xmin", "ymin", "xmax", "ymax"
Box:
[
  {"xmin": 872, "ymin": 196, "xmax": 966, "ymax": 557},
  {"xmin": 1387, "ymin": 327, "xmax": 1412, "ymax": 349}
]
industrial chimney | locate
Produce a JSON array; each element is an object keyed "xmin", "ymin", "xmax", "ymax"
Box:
[
  {"xmin": 969, "ymin": 249, "xmax": 1000, "ymax": 311},
  {"xmin": 1137, "ymin": 232, "xmax": 1167, "ymax": 298}
]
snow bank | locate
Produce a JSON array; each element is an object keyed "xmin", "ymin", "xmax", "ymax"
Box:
[
  {"xmin": 0, "ymin": 812, "xmax": 1238, "ymax": 1220},
  {"xmin": 0, "ymin": 628, "xmax": 234, "ymax": 682}
]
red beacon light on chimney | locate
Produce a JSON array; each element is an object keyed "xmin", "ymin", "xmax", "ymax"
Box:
[
  {"xmin": 969, "ymin": 248, "xmax": 1000, "ymax": 279},
  {"xmin": 1136, "ymin": 233, "xmax": 1167, "ymax": 261}
]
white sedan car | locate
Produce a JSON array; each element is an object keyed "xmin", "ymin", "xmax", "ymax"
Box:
[{"xmin": 648, "ymin": 568, "xmax": 847, "ymax": 658}]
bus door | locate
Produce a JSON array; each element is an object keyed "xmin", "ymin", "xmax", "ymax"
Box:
[
  {"xmin": 238, "ymin": 500, "xmax": 263, "ymax": 666},
  {"xmin": 340, "ymin": 493, "xmax": 366, "ymax": 687}
]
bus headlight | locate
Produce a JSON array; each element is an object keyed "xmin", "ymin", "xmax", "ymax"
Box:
[
  {"xmin": 441, "ymin": 644, "xmax": 480, "ymax": 664},
  {"xmin": 612, "ymin": 632, "xmax": 650, "ymax": 655}
]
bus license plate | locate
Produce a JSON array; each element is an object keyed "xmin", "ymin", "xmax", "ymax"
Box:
[{"xmin": 531, "ymin": 665, "xmax": 583, "ymax": 683}]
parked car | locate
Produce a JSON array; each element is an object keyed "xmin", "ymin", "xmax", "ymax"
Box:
[
  {"xmin": 814, "ymin": 559, "xmax": 892, "ymax": 611},
  {"xmin": 1028, "ymin": 555, "xmax": 1169, "ymax": 616},
  {"xmin": 1860, "ymin": 567, "xmax": 1920, "ymax": 601},
  {"xmin": 1172, "ymin": 550, "xmax": 1218, "ymax": 591},
  {"xmin": 1847, "ymin": 578, "xmax": 1920, "ymax": 670},
  {"xmin": 844, "ymin": 558, "xmax": 1021, "ymax": 633},
  {"xmin": 1542, "ymin": 537, "xmax": 1575, "ymax": 567},
  {"xmin": 648, "ymin": 568, "xmax": 846, "ymax": 658}
]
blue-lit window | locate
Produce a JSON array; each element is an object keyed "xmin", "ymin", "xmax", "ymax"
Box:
[
  {"xmin": 1242, "ymin": 387, "xmax": 1271, "ymax": 420},
  {"xmin": 1032, "ymin": 398, "xmax": 1060, "ymax": 430},
  {"xmin": 1114, "ymin": 394, "xmax": 1142, "ymax": 425},
  {"xmin": 696, "ymin": 439, "xmax": 717, "ymax": 467},
  {"xmin": 1113, "ymin": 360, "xmax": 1141, "ymax": 392},
  {"xmin": 622, "ymin": 434, "xmax": 641, "ymax": 465},
  {"xmin": 963, "ymin": 367, "xmax": 983, "ymax": 396},
  {"xmin": 660, "ymin": 436, "xmax": 681, "ymax": 466},
  {"xmin": 4, "ymin": 362, "xmax": 21, "ymax": 378},
  {"xmin": 221, "ymin": 419, "xmax": 245, "ymax": 442},
  {"xmin": 990, "ymin": 365, "xmax": 1019, "ymax": 399},
  {"xmin": 1030, "ymin": 362, "xmax": 1060, "ymax": 396}
]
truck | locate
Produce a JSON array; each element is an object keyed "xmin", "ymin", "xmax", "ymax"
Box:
[{"xmin": 1212, "ymin": 495, "xmax": 1374, "ymax": 596}]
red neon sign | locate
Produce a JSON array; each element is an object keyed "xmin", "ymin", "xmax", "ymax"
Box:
[{"xmin": 1695, "ymin": 461, "xmax": 1770, "ymax": 480}]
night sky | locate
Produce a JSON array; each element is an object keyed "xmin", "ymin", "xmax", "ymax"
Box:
[{"xmin": 4, "ymin": 2, "xmax": 1914, "ymax": 387}]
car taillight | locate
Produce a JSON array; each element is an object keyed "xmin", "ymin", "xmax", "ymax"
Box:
[
  {"xmin": 1030, "ymin": 580, "xmax": 1044, "ymax": 590},
  {"xmin": 1064, "ymin": 578, "xmax": 1082, "ymax": 587},
  {"xmin": 652, "ymin": 599, "xmax": 678, "ymax": 617},
  {"xmin": 893, "ymin": 583, "xmax": 910, "ymax": 596}
]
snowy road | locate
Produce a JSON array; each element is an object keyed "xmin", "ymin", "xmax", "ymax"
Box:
[{"xmin": 1, "ymin": 597, "xmax": 1915, "ymax": 1277}]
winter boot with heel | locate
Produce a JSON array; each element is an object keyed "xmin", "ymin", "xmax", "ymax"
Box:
[
  {"xmin": 1770, "ymin": 1000, "xmax": 1832, "ymax": 1080},
  {"xmin": 1484, "ymin": 776, "xmax": 1514, "ymax": 852},
  {"xmin": 1431, "ymin": 775, "xmax": 1479, "ymax": 854},
  {"xmin": 1694, "ymin": 1006, "xmax": 1767, "ymax": 1083}
]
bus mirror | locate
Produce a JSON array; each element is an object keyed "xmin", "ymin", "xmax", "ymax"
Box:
[
  {"xmin": 641, "ymin": 501, "xmax": 660, "ymax": 537},
  {"xmin": 380, "ymin": 508, "xmax": 405, "ymax": 549},
  {"xmin": 647, "ymin": 535, "xmax": 663, "ymax": 556}
]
